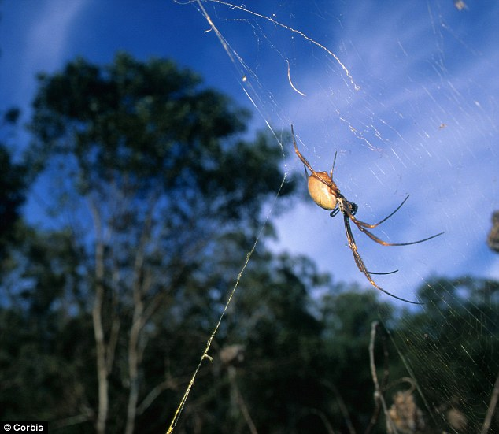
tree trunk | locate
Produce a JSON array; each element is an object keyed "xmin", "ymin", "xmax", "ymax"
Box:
[
  {"xmin": 125, "ymin": 198, "xmax": 156, "ymax": 434},
  {"xmin": 89, "ymin": 198, "xmax": 109, "ymax": 434},
  {"xmin": 93, "ymin": 277, "xmax": 108, "ymax": 434},
  {"xmin": 125, "ymin": 301, "xmax": 142, "ymax": 434}
]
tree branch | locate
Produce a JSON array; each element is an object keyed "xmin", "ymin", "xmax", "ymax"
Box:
[
  {"xmin": 365, "ymin": 321, "xmax": 396, "ymax": 434},
  {"xmin": 481, "ymin": 369, "xmax": 499, "ymax": 434}
]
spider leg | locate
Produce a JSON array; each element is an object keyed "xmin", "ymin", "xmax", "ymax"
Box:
[
  {"xmin": 342, "ymin": 200, "xmax": 444, "ymax": 246},
  {"xmin": 341, "ymin": 211, "xmax": 422, "ymax": 305},
  {"xmin": 353, "ymin": 195, "xmax": 410, "ymax": 229},
  {"xmin": 335, "ymin": 200, "xmax": 396, "ymax": 274},
  {"xmin": 291, "ymin": 124, "xmax": 341, "ymax": 196},
  {"xmin": 330, "ymin": 151, "xmax": 338, "ymax": 179},
  {"xmin": 291, "ymin": 124, "xmax": 317, "ymax": 175},
  {"xmin": 357, "ymin": 223, "xmax": 443, "ymax": 247},
  {"xmin": 371, "ymin": 269, "xmax": 398, "ymax": 275}
]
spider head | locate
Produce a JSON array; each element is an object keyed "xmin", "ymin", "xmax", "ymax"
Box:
[
  {"xmin": 348, "ymin": 201, "xmax": 358, "ymax": 216},
  {"xmin": 308, "ymin": 171, "xmax": 337, "ymax": 211}
]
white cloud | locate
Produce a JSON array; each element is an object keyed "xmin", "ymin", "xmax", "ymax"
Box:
[
  {"xmin": 25, "ymin": 0, "xmax": 89, "ymax": 72},
  {"xmin": 13, "ymin": 0, "xmax": 90, "ymax": 109}
]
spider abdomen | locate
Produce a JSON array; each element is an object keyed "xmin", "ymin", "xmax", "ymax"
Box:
[{"xmin": 308, "ymin": 172, "xmax": 337, "ymax": 210}]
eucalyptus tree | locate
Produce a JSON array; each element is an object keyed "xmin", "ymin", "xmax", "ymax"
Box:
[{"xmin": 26, "ymin": 52, "xmax": 294, "ymax": 434}]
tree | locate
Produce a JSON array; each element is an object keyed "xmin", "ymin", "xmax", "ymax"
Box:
[
  {"xmin": 0, "ymin": 227, "xmax": 94, "ymax": 424},
  {"xmin": 397, "ymin": 276, "xmax": 499, "ymax": 432},
  {"xmin": 0, "ymin": 108, "xmax": 26, "ymax": 260},
  {"xmin": 319, "ymin": 288, "xmax": 396, "ymax": 432},
  {"xmin": 223, "ymin": 252, "xmax": 328, "ymax": 434},
  {"xmin": 25, "ymin": 52, "xmax": 295, "ymax": 433}
]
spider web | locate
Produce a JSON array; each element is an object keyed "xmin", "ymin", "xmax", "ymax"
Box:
[{"xmin": 171, "ymin": 0, "xmax": 499, "ymax": 432}]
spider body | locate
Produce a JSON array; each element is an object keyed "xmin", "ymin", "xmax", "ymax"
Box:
[
  {"xmin": 291, "ymin": 124, "xmax": 443, "ymax": 304},
  {"xmin": 308, "ymin": 171, "xmax": 338, "ymax": 210}
]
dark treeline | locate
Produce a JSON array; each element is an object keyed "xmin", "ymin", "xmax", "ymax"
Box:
[{"xmin": 1, "ymin": 53, "xmax": 498, "ymax": 434}]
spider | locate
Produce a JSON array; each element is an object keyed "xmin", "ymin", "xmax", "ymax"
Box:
[{"xmin": 291, "ymin": 125, "xmax": 444, "ymax": 304}]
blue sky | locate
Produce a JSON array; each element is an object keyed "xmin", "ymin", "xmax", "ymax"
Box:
[{"xmin": 1, "ymin": 0, "xmax": 498, "ymax": 304}]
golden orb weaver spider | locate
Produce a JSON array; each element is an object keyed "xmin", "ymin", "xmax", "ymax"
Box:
[{"xmin": 291, "ymin": 125, "xmax": 444, "ymax": 304}]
